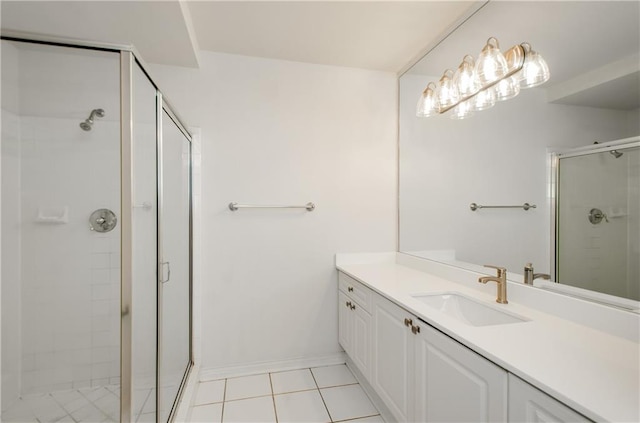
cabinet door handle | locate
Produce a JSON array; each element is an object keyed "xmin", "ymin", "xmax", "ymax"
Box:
[
  {"xmin": 404, "ymin": 318, "xmax": 412, "ymax": 327},
  {"xmin": 346, "ymin": 301, "xmax": 352, "ymax": 308},
  {"xmin": 350, "ymin": 304, "xmax": 356, "ymax": 310},
  {"xmin": 348, "ymin": 286, "xmax": 354, "ymax": 292},
  {"xmin": 411, "ymin": 325, "xmax": 421, "ymax": 335}
]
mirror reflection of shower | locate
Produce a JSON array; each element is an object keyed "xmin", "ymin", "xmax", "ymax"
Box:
[{"xmin": 79, "ymin": 108, "xmax": 105, "ymax": 131}]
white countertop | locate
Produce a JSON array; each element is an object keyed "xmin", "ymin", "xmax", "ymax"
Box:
[{"xmin": 336, "ymin": 253, "xmax": 640, "ymax": 423}]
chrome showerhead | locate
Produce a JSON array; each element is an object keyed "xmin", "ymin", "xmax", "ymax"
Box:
[
  {"xmin": 610, "ymin": 150, "xmax": 623, "ymax": 158},
  {"xmin": 79, "ymin": 108, "xmax": 105, "ymax": 131}
]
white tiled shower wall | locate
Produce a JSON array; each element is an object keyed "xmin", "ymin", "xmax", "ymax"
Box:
[
  {"xmin": 1, "ymin": 38, "xmax": 125, "ymax": 399},
  {"xmin": 18, "ymin": 116, "xmax": 121, "ymax": 394}
]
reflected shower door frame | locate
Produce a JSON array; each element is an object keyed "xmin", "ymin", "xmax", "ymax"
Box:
[{"xmin": 551, "ymin": 136, "xmax": 640, "ymax": 305}]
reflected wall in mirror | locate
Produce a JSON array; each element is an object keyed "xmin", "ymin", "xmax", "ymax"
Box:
[{"xmin": 398, "ymin": 1, "xmax": 640, "ymax": 307}]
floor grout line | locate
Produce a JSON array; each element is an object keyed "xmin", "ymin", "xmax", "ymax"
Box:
[
  {"xmin": 310, "ymin": 367, "xmax": 335, "ymax": 422},
  {"xmin": 268, "ymin": 372, "xmax": 279, "ymax": 423},
  {"xmin": 220, "ymin": 378, "xmax": 227, "ymax": 423}
]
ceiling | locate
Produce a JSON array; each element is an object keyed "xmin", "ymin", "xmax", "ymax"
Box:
[{"xmin": 1, "ymin": 0, "xmax": 481, "ymax": 73}]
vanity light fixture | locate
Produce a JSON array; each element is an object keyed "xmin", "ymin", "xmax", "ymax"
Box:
[{"xmin": 416, "ymin": 37, "xmax": 550, "ymax": 119}]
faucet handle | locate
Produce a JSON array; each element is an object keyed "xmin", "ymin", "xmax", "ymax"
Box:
[{"xmin": 483, "ymin": 264, "xmax": 507, "ymax": 277}]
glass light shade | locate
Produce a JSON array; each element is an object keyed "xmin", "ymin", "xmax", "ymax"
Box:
[
  {"xmin": 450, "ymin": 100, "xmax": 474, "ymax": 120},
  {"xmin": 494, "ymin": 76, "xmax": 520, "ymax": 101},
  {"xmin": 504, "ymin": 44, "xmax": 525, "ymax": 73},
  {"xmin": 472, "ymin": 88, "xmax": 496, "ymax": 111},
  {"xmin": 475, "ymin": 37, "xmax": 508, "ymax": 85},
  {"xmin": 454, "ymin": 55, "xmax": 480, "ymax": 98},
  {"xmin": 437, "ymin": 69, "xmax": 459, "ymax": 110},
  {"xmin": 416, "ymin": 83, "xmax": 438, "ymax": 117},
  {"xmin": 520, "ymin": 49, "xmax": 550, "ymax": 88}
]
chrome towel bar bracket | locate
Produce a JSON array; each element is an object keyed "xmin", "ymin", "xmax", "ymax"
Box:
[
  {"xmin": 470, "ymin": 202, "xmax": 536, "ymax": 211},
  {"xmin": 228, "ymin": 202, "xmax": 315, "ymax": 212}
]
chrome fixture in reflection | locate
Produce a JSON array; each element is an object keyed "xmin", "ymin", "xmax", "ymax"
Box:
[
  {"xmin": 523, "ymin": 263, "xmax": 551, "ymax": 285},
  {"xmin": 416, "ymin": 37, "xmax": 550, "ymax": 119},
  {"xmin": 228, "ymin": 202, "xmax": 315, "ymax": 211},
  {"xmin": 588, "ymin": 208, "xmax": 609, "ymax": 224},
  {"xmin": 79, "ymin": 108, "xmax": 105, "ymax": 131},
  {"xmin": 470, "ymin": 202, "xmax": 536, "ymax": 211}
]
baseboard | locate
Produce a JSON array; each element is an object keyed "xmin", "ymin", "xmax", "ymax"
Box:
[
  {"xmin": 345, "ymin": 357, "xmax": 397, "ymax": 423},
  {"xmin": 198, "ymin": 352, "xmax": 347, "ymax": 381}
]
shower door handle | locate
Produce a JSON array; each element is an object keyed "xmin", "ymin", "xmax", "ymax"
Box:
[{"xmin": 160, "ymin": 261, "xmax": 171, "ymax": 283}]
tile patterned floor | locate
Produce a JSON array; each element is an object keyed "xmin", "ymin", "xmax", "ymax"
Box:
[
  {"xmin": 1, "ymin": 385, "xmax": 155, "ymax": 423},
  {"xmin": 189, "ymin": 364, "xmax": 384, "ymax": 423}
]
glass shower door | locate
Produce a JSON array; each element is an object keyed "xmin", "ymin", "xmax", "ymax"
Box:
[{"xmin": 158, "ymin": 107, "xmax": 192, "ymax": 422}]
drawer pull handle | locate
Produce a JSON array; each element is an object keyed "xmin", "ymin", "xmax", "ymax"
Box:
[
  {"xmin": 411, "ymin": 325, "xmax": 421, "ymax": 335},
  {"xmin": 348, "ymin": 286, "xmax": 354, "ymax": 292},
  {"xmin": 346, "ymin": 301, "xmax": 352, "ymax": 308},
  {"xmin": 404, "ymin": 318, "xmax": 412, "ymax": 327}
]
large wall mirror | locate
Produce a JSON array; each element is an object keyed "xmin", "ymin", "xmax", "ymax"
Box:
[{"xmin": 399, "ymin": 1, "xmax": 639, "ymax": 310}]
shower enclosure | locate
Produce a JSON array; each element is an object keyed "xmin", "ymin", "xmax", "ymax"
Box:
[
  {"xmin": 1, "ymin": 36, "xmax": 193, "ymax": 423},
  {"xmin": 554, "ymin": 136, "xmax": 639, "ymax": 303}
]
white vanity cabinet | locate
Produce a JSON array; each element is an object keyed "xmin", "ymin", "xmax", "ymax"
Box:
[
  {"xmin": 509, "ymin": 374, "xmax": 592, "ymax": 422},
  {"xmin": 338, "ymin": 271, "xmax": 589, "ymax": 423},
  {"xmin": 371, "ymin": 291, "xmax": 415, "ymax": 421},
  {"xmin": 370, "ymin": 288, "xmax": 507, "ymax": 422},
  {"xmin": 413, "ymin": 320, "xmax": 508, "ymax": 422},
  {"xmin": 338, "ymin": 273, "xmax": 372, "ymax": 381}
]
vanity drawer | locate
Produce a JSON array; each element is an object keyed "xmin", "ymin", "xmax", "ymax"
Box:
[{"xmin": 339, "ymin": 272, "xmax": 372, "ymax": 312}]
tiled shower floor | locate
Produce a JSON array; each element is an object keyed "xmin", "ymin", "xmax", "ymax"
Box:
[{"xmin": 1, "ymin": 385, "xmax": 154, "ymax": 423}]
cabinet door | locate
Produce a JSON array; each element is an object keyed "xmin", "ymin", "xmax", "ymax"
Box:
[
  {"xmin": 372, "ymin": 294, "xmax": 414, "ymax": 422},
  {"xmin": 338, "ymin": 291, "xmax": 353, "ymax": 355},
  {"xmin": 351, "ymin": 303, "xmax": 371, "ymax": 381},
  {"xmin": 509, "ymin": 374, "xmax": 592, "ymax": 422},
  {"xmin": 414, "ymin": 322, "xmax": 507, "ymax": 422}
]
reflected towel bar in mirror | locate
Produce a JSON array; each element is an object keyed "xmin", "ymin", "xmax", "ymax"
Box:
[
  {"xmin": 470, "ymin": 202, "xmax": 536, "ymax": 211},
  {"xmin": 228, "ymin": 202, "xmax": 315, "ymax": 211}
]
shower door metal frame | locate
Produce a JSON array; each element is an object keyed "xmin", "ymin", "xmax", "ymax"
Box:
[
  {"xmin": 156, "ymin": 94, "xmax": 194, "ymax": 423},
  {"xmin": 0, "ymin": 32, "xmax": 195, "ymax": 423},
  {"xmin": 121, "ymin": 50, "xmax": 135, "ymax": 423}
]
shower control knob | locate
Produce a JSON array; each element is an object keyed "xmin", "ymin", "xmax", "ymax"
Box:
[
  {"xmin": 588, "ymin": 208, "xmax": 608, "ymax": 224},
  {"xmin": 89, "ymin": 209, "xmax": 117, "ymax": 233}
]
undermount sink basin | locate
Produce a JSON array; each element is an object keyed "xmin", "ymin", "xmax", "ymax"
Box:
[{"xmin": 412, "ymin": 292, "xmax": 528, "ymax": 327}]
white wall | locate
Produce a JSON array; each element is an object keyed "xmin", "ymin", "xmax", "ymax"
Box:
[
  {"xmin": 149, "ymin": 52, "xmax": 397, "ymax": 371},
  {"xmin": 399, "ymin": 73, "xmax": 638, "ymax": 276}
]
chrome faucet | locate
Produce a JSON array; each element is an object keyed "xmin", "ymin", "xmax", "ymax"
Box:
[
  {"xmin": 478, "ymin": 265, "xmax": 508, "ymax": 304},
  {"xmin": 523, "ymin": 262, "xmax": 551, "ymax": 285}
]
